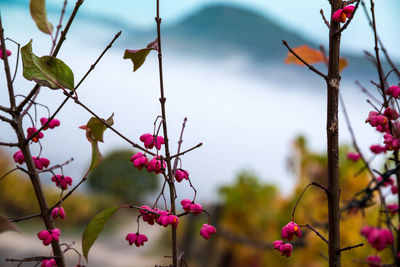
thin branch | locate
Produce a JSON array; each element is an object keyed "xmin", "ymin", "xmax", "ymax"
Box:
[
  {"xmin": 0, "ymin": 114, "xmax": 14, "ymax": 124},
  {"xmin": 320, "ymin": 9, "xmax": 330, "ymax": 29},
  {"xmin": 300, "ymin": 224, "xmax": 329, "ymax": 245},
  {"xmin": 0, "ymin": 141, "xmax": 18, "ymax": 147},
  {"xmin": 169, "ymin": 143, "xmax": 203, "ymax": 160},
  {"xmin": 282, "ymin": 40, "xmax": 328, "ymax": 80},
  {"xmin": 0, "ymin": 105, "xmax": 10, "ymax": 113},
  {"xmin": 50, "ymin": 0, "xmax": 68, "ymax": 55},
  {"xmin": 9, "ymin": 213, "xmax": 41, "ymax": 223},
  {"xmin": 292, "ymin": 182, "xmax": 329, "ymax": 220},
  {"xmin": 0, "ymin": 14, "xmax": 16, "ymax": 108},
  {"xmin": 0, "ymin": 167, "xmax": 18, "ymax": 182},
  {"xmin": 25, "ymin": 30, "xmax": 122, "ymax": 144},
  {"xmin": 338, "ymin": 243, "xmax": 363, "ymax": 253},
  {"xmin": 17, "ymin": 0, "xmax": 84, "ymax": 113},
  {"xmin": 335, "ymin": 0, "xmax": 361, "ymax": 35},
  {"xmin": 172, "ymin": 117, "xmax": 187, "ymax": 175},
  {"xmin": 71, "ymin": 96, "xmax": 155, "ymax": 155},
  {"xmin": 38, "ymin": 158, "xmax": 74, "ymax": 173}
]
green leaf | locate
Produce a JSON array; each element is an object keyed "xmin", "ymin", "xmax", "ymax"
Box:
[
  {"xmin": 89, "ymin": 138, "xmax": 102, "ymax": 171},
  {"xmin": 123, "ymin": 48, "xmax": 151, "ymax": 72},
  {"xmin": 82, "ymin": 206, "xmax": 120, "ymax": 261},
  {"xmin": 30, "ymin": 0, "xmax": 53, "ymax": 35},
  {"xmin": 86, "ymin": 114, "xmax": 114, "ymax": 143},
  {"xmin": 21, "ymin": 40, "xmax": 74, "ymax": 90},
  {"xmin": 0, "ymin": 214, "xmax": 19, "ymax": 234}
]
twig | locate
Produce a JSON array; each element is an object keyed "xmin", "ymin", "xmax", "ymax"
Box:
[
  {"xmin": 292, "ymin": 182, "xmax": 329, "ymax": 220},
  {"xmin": 338, "ymin": 243, "xmax": 363, "ymax": 253},
  {"xmin": 50, "ymin": 0, "xmax": 68, "ymax": 55},
  {"xmin": 282, "ymin": 40, "xmax": 328, "ymax": 80},
  {"xmin": 17, "ymin": 0, "xmax": 84, "ymax": 114},
  {"xmin": 0, "ymin": 114, "xmax": 14, "ymax": 124},
  {"xmin": 169, "ymin": 143, "xmax": 203, "ymax": 159},
  {"xmin": 172, "ymin": 118, "xmax": 187, "ymax": 176},
  {"xmin": 25, "ymin": 30, "xmax": 122, "ymax": 144},
  {"xmin": 71, "ymin": 96, "xmax": 155, "ymax": 155},
  {"xmin": 8, "ymin": 213, "xmax": 41, "ymax": 223},
  {"xmin": 320, "ymin": 9, "xmax": 330, "ymax": 29},
  {"xmin": 0, "ymin": 167, "xmax": 18, "ymax": 182},
  {"xmin": 38, "ymin": 158, "xmax": 74, "ymax": 173},
  {"xmin": 300, "ymin": 224, "xmax": 329, "ymax": 244},
  {"xmin": 0, "ymin": 14, "xmax": 15, "ymax": 108},
  {"xmin": 0, "ymin": 141, "xmax": 18, "ymax": 147}
]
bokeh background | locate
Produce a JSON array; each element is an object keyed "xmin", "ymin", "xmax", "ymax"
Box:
[{"xmin": 0, "ymin": 0, "xmax": 399, "ymax": 266}]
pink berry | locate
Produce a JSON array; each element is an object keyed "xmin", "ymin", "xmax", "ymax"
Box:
[
  {"xmin": 13, "ymin": 150, "xmax": 25, "ymax": 164},
  {"xmin": 126, "ymin": 233, "xmax": 148, "ymax": 247},
  {"xmin": 279, "ymin": 243, "xmax": 293, "ymax": 257},
  {"xmin": 0, "ymin": 48, "xmax": 11, "ymax": 60},
  {"xmin": 51, "ymin": 175, "xmax": 73, "ymax": 190},
  {"xmin": 51, "ymin": 206, "xmax": 66, "ymax": 219},
  {"xmin": 200, "ymin": 224, "xmax": 216, "ymax": 240},
  {"xmin": 281, "ymin": 221, "xmax": 302, "ymax": 241},
  {"xmin": 130, "ymin": 152, "xmax": 148, "ymax": 170},
  {"xmin": 387, "ymin": 85, "xmax": 400, "ymax": 98},
  {"xmin": 146, "ymin": 156, "xmax": 166, "ymax": 174},
  {"xmin": 37, "ymin": 228, "xmax": 60, "ymax": 246},
  {"xmin": 273, "ymin": 240, "xmax": 284, "ymax": 250},
  {"xmin": 140, "ymin": 133, "xmax": 165, "ymax": 150},
  {"xmin": 347, "ymin": 152, "xmax": 361, "ymax": 162},
  {"xmin": 175, "ymin": 169, "xmax": 189, "ymax": 182},
  {"xmin": 366, "ymin": 255, "xmax": 381, "ymax": 267},
  {"xmin": 27, "ymin": 127, "xmax": 44, "ymax": 142},
  {"xmin": 41, "ymin": 258, "xmax": 57, "ymax": 267}
]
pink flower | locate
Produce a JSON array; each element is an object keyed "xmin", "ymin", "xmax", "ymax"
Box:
[
  {"xmin": 0, "ymin": 48, "xmax": 11, "ymax": 60},
  {"xmin": 146, "ymin": 156, "xmax": 166, "ymax": 174},
  {"xmin": 332, "ymin": 5, "xmax": 354, "ymax": 23},
  {"xmin": 347, "ymin": 152, "xmax": 361, "ymax": 162},
  {"xmin": 125, "ymin": 233, "xmax": 148, "ymax": 247},
  {"xmin": 175, "ymin": 169, "xmax": 189, "ymax": 182},
  {"xmin": 273, "ymin": 240, "xmax": 284, "ymax": 250},
  {"xmin": 387, "ymin": 85, "xmax": 400, "ymax": 98},
  {"xmin": 366, "ymin": 255, "xmax": 381, "ymax": 267},
  {"xmin": 200, "ymin": 224, "xmax": 216, "ymax": 240},
  {"xmin": 33, "ymin": 157, "xmax": 50, "ymax": 170},
  {"xmin": 140, "ymin": 133, "xmax": 165, "ymax": 150},
  {"xmin": 27, "ymin": 127, "xmax": 44, "ymax": 142},
  {"xmin": 37, "ymin": 228, "xmax": 61, "ymax": 246},
  {"xmin": 130, "ymin": 152, "xmax": 148, "ymax": 170},
  {"xmin": 13, "ymin": 150, "xmax": 25, "ymax": 164},
  {"xmin": 279, "ymin": 243, "xmax": 293, "ymax": 257},
  {"xmin": 51, "ymin": 175, "xmax": 73, "ymax": 190},
  {"xmin": 40, "ymin": 117, "xmax": 61, "ymax": 130},
  {"xmin": 387, "ymin": 204, "xmax": 398, "ymax": 215},
  {"xmin": 51, "ymin": 206, "xmax": 66, "ymax": 220},
  {"xmin": 41, "ymin": 258, "xmax": 57, "ymax": 267},
  {"xmin": 370, "ymin": 145, "xmax": 386, "ymax": 154},
  {"xmin": 281, "ymin": 221, "xmax": 302, "ymax": 241}
]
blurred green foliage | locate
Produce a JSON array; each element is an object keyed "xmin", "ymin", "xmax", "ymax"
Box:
[{"xmin": 87, "ymin": 150, "xmax": 159, "ymax": 203}]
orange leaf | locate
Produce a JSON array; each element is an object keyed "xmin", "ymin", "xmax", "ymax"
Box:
[
  {"xmin": 285, "ymin": 45, "xmax": 324, "ymax": 65},
  {"xmin": 339, "ymin": 57, "xmax": 348, "ymax": 72}
]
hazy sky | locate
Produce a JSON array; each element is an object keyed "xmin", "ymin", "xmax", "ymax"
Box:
[{"xmin": 41, "ymin": 0, "xmax": 400, "ymax": 58}]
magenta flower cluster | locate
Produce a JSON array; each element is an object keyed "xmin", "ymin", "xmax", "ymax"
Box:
[{"xmin": 273, "ymin": 221, "xmax": 302, "ymax": 257}]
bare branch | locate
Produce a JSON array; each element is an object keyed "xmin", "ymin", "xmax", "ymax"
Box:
[{"xmin": 282, "ymin": 40, "xmax": 328, "ymax": 80}]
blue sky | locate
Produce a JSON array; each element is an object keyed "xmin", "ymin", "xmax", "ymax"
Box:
[{"xmin": 41, "ymin": 0, "xmax": 400, "ymax": 58}]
